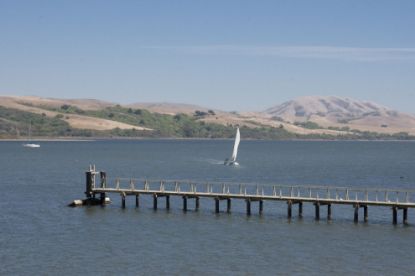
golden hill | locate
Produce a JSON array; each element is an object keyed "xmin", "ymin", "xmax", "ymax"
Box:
[{"xmin": 1, "ymin": 95, "xmax": 414, "ymax": 136}]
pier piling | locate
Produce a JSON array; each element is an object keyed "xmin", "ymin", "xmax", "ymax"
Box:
[
  {"xmin": 166, "ymin": 195, "xmax": 170, "ymax": 209},
  {"xmin": 354, "ymin": 205, "xmax": 359, "ymax": 223},
  {"xmin": 246, "ymin": 199, "xmax": 251, "ymax": 216},
  {"xmin": 363, "ymin": 205, "xmax": 368, "ymax": 222},
  {"xmin": 287, "ymin": 201, "xmax": 292, "ymax": 219},
  {"xmin": 259, "ymin": 200, "xmax": 263, "ymax": 215},
  {"xmin": 298, "ymin": 202, "xmax": 303, "ymax": 218},
  {"xmin": 135, "ymin": 194, "xmax": 139, "ymax": 207},
  {"xmin": 195, "ymin": 197, "xmax": 200, "ymax": 211},
  {"xmin": 121, "ymin": 193, "xmax": 126, "ymax": 209},
  {"xmin": 183, "ymin": 196, "xmax": 187, "ymax": 212},
  {"xmin": 153, "ymin": 194, "xmax": 158, "ymax": 210},
  {"xmin": 403, "ymin": 208, "xmax": 408, "ymax": 225},
  {"xmin": 327, "ymin": 204, "xmax": 332, "ymax": 220},
  {"xmin": 393, "ymin": 206, "xmax": 398, "ymax": 225},
  {"xmin": 227, "ymin": 198, "xmax": 231, "ymax": 213},
  {"xmin": 314, "ymin": 202, "xmax": 320, "ymax": 220},
  {"xmin": 215, "ymin": 198, "xmax": 220, "ymax": 213}
]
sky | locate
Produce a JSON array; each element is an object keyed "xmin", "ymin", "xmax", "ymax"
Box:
[{"xmin": 1, "ymin": 0, "xmax": 415, "ymax": 112}]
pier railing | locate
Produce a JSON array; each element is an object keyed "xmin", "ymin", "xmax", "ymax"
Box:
[
  {"xmin": 78, "ymin": 166, "xmax": 415, "ymax": 225},
  {"xmin": 96, "ymin": 177, "xmax": 415, "ymax": 205}
]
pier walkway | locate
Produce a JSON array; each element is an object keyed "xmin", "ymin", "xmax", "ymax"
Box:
[{"xmin": 80, "ymin": 165, "xmax": 415, "ymax": 225}]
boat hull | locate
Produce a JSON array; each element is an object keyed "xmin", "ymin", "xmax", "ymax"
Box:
[
  {"xmin": 23, "ymin": 143, "xmax": 40, "ymax": 148},
  {"xmin": 224, "ymin": 160, "xmax": 239, "ymax": 166}
]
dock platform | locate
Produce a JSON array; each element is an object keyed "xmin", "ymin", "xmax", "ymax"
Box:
[{"xmin": 75, "ymin": 165, "xmax": 415, "ymax": 225}]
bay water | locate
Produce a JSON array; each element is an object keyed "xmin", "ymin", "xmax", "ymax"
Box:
[{"xmin": 1, "ymin": 140, "xmax": 414, "ymax": 275}]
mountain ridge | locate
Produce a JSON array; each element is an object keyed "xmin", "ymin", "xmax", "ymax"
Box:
[
  {"xmin": 0, "ymin": 95, "xmax": 414, "ymax": 138},
  {"xmin": 264, "ymin": 95, "xmax": 415, "ymax": 135}
]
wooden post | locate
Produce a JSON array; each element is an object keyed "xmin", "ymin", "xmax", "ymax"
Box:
[
  {"xmin": 195, "ymin": 197, "xmax": 200, "ymax": 211},
  {"xmin": 298, "ymin": 202, "xmax": 303, "ymax": 218},
  {"xmin": 215, "ymin": 198, "xmax": 220, "ymax": 213},
  {"xmin": 227, "ymin": 198, "xmax": 231, "ymax": 213},
  {"xmin": 135, "ymin": 194, "xmax": 139, "ymax": 207},
  {"xmin": 259, "ymin": 200, "xmax": 263, "ymax": 215},
  {"xmin": 153, "ymin": 194, "xmax": 158, "ymax": 210},
  {"xmin": 100, "ymin": 171, "xmax": 106, "ymax": 188},
  {"xmin": 287, "ymin": 201, "xmax": 292, "ymax": 219},
  {"xmin": 100, "ymin": 192, "xmax": 106, "ymax": 205},
  {"xmin": 246, "ymin": 199, "xmax": 251, "ymax": 216},
  {"xmin": 327, "ymin": 204, "xmax": 332, "ymax": 220},
  {"xmin": 403, "ymin": 208, "xmax": 408, "ymax": 225},
  {"xmin": 393, "ymin": 206, "xmax": 398, "ymax": 225},
  {"xmin": 99, "ymin": 170, "xmax": 106, "ymax": 203},
  {"xmin": 166, "ymin": 195, "xmax": 170, "ymax": 210},
  {"xmin": 314, "ymin": 202, "xmax": 320, "ymax": 220},
  {"xmin": 121, "ymin": 193, "xmax": 126, "ymax": 209},
  {"xmin": 354, "ymin": 205, "xmax": 359, "ymax": 223},
  {"xmin": 85, "ymin": 171, "xmax": 93, "ymax": 198},
  {"xmin": 183, "ymin": 196, "xmax": 187, "ymax": 212},
  {"xmin": 363, "ymin": 205, "xmax": 368, "ymax": 222}
]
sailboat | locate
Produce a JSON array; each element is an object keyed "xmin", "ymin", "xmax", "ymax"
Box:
[
  {"xmin": 224, "ymin": 127, "xmax": 240, "ymax": 166},
  {"xmin": 23, "ymin": 122, "xmax": 40, "ymax": 148}
]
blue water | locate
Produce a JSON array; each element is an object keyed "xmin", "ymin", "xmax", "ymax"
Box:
[{"xmin": 1, "ymin": 140, "xmax": 414, "ymax": 275}]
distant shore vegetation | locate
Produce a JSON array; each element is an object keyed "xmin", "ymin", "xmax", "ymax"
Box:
[{"xmin": 0, "ymin": 105, "xmax": 413, "ymax": 140}]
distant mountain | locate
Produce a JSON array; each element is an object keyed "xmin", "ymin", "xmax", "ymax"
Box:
[
  {"xmin": 264, "ymin": 96, "xmax": 415, "ymax": 135},
  {"xmin": 265, "ymin": 96, "xmax": 389, "ymax": 121}
]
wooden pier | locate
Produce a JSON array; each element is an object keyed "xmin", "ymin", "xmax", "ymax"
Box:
[{"xmin": 75, "ymin": 165, "xmax": 415, "ymax": 225}]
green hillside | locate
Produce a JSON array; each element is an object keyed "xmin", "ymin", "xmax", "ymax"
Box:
[{"xmin": 0, "ymin": 104, "xmax": 413, "ymax": 140}]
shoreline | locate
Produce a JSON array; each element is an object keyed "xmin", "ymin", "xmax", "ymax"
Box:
[
  {"xmin": 1, "ymin": 137, "xmax": 415, "ymax": 142},
  {"xmin": 0, "ymin": 138, "xmax": 96, "ymax": 142}
]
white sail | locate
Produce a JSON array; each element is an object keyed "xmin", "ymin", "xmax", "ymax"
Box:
[
  {"xmin": 224, "ymin": 127, "xmax": 240, "ymax": 165},
  {"xmin": 230, "ymin": 128, "xmax": 240, "ymax": 162}
]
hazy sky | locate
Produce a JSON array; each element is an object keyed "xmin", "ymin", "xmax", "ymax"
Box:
[{"xmin": 1, "ymin": 0, "xmax": 415, "ymax": 112}]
